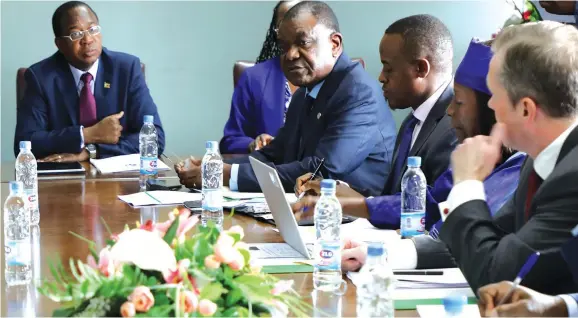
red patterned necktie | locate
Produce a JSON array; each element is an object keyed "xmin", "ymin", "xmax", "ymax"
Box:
[
  {"xmin": 524, "ymin": 169, "xmax": 543, "ymax": 221},
  {"xmin": 79, "ymin": 72, "xmax": 97, "ymax": 126}
]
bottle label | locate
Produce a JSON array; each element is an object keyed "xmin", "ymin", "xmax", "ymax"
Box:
[
  {"xmin": 202, "ymin": 189, "xmax": 222, "ymax": 210},
  {"xmin": 315, "ymin": 241, "xmax": 341, "ymax": 271},
  {"xmin": 140, "ymin": 157, "xmax": 158, "ymax": 175},
  {"xmin": 5, "ymin": 240, "xmax": 31, "ymax": 267},
  {"xmin": 400, "ymin": 211, "xmax": 426, "ymax": 237},
  {"xmin": 23, "ymin": 189, "xmax": 38, "ymax": 210}
]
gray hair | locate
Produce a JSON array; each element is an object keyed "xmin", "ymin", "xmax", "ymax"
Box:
[{"xmin": 492, "ymin": 21, "xmax": 578, "ymax": 118}]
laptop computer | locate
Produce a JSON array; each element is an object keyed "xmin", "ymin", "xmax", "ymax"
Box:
[{"xmin": 249, "ymin": 156, "xmax": 313, "ymax": 259}]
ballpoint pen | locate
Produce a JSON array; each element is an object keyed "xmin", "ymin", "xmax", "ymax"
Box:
[
  {"xmin": 496, "ymin": 251, "xmax": 540, "ymax": 306},
  {"xmin": 298, "ymin": 158, "xmax": 326, "ymax": 200}
]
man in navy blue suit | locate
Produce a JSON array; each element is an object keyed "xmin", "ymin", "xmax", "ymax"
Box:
[
  {"xmin": 176, "ymin": 1, "xmax": 396, "ymax": 196},
  {"xmin": 14, "ymin": 1, "xmax": 165, "ymax": 161}
]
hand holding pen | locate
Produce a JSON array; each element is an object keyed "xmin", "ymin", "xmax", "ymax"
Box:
[{"xmin": 294, "ymin": 158, "xmax": 325, "ymax": 198}]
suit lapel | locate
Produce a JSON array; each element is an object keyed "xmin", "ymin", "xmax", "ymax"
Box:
[
  {"xmin": 55, "ymin": 53, "xmax": 80, "ymax": 125},
  {"xmin": 297, "ymin": 53, "xmax": 353, "ymax": 159},
  {"xmin": 94, "ymin": 49, "xmax": 113, "ymax": 120},
  {"xmin": 515, "ymin": 157, "xmax": 534, "ymax": 227},
  {"xmin": 408, "ymin": 84, "xmax": 453, "ymax": 157}
]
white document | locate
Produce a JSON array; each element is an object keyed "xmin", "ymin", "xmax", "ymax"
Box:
[
  {"xmin": 417, "ymin": 304, "xmax": 480, "ymax": 318},
  {"xmin": 247, "ymin": 243, "xmax": 306, "ymax": 259},
  {"xmin": 222, "ymin": 188, "xmax": 264, "ymax": 200},
  {"xmin": 90, "ymin": 154, "xmax": 171, "ymax": 174},
  {"xmin": 118, "ymin": 191, "xmax": 202, "ymax": 207},
  {"xmin": 348, "ymin": 268, "xmax": 469, "ymax": 290}
]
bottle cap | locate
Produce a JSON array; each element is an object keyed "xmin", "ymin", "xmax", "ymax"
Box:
[
  {"xmin": 443, "ymin": 294, "xmax": 467, "ymax": 314},
  {"xmin": 19, "ymin": 141, "xmax": 31, "ymax": 150},
  {"xmin": 320, "ymin": 179, "xmax": 336, "ymax": 190},
  {"xmin": 206, "ymin": 141, "xmax": 219, "ymax": 150},
  {"xmin": 9, "ymin": 181, "xmax": 23, "ymax": 194},
  {"xmin": 367, "ymin": 242, "xmax": 384, "ymax": 257},
  {"xmin": 407, "ymin": 156, "xmax": 422, "ymax": 167},
  {"xmin": 143, "ymin": 115, "xmax": 154, "ymax": 123}
]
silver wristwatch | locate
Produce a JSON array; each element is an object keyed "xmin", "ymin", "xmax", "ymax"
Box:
[{"xmin": 86, "ymin": 144, "xmax": 97, "ymax": 159}]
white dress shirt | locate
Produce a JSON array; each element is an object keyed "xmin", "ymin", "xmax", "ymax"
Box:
[
  {"xmin": 439, "ymin": 119, "xmax": 578, "ymax": 317},
  {"xmin": 410, "ymin": 78, "xmax": 452, "ymax": 148},
  {"xmin": 69, "ymin": 60, "xmax": 99, "ymax": 149},
  {"xmin": 229, "ymin": 81, "xmax": 325, "ymax": 191}
]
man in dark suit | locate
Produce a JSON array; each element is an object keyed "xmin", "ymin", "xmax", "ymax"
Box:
[
  {"xmin": 378, "ymin": 14, "xmax": 457, "ymax": 196},
  {"xmin": 14, "ymin": 1, "xmax": 165, "ymax": 161},
  {"xmin": 176, "ymin": 1, "xmax": 396, "ymax": 196},
  {"xmin": 439, "ymin": 21, "xmax": 578, "ymax": 295}
]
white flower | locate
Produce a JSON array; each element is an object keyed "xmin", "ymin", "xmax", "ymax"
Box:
[{"xmin": 109, "ymin": 229, "xmax": 177, "ymax": 274}]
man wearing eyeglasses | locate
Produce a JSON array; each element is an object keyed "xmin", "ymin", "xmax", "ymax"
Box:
[{"xmin": 14, "ymin": 1, "xmax": 165, "ymax": 161}]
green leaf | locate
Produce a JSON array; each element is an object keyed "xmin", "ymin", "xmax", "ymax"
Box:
[
  {"xmin": 100, "ymin": 216, "xmax": 113, "ymax": 236},
  {"xmin": 69, "ymin": 258, "xmax": 83, "ymax": 283},
  {"xmin": 80, "ymin": 280, "xmax": 90, "ymax": 297},
  {"xmin": 225, "ymin": 287, "xmax": 245, "ymax": 307},
  {"xmin": 154, "ymin": 291, "xmax": 171, "ymax": 306},
  {"xmin": 49, "ymin": 260, "xmax": 65, "ymax": 287},
  {"xmin": 191, "ymin": 238, "xmax": 213, "ymax": 264},
  {"xmin": 52, "ymin": 306, "xmax": 77, "ymax": 317},
  {"xmin": 199, "ymin": 281, "xmax": 228, "ymax": 302},
  {"xmin": 238, "ymin": 249, "xmax": 251, "ymax": 267},
  {"xmin": 163, "ymin": 217, "xmax": 180, "ymax": 245},
  {"xmin": 222, "ymin": 306, "xmax": 250, "ymax": 317},
  {"xmin": 228, "ymin": 232, "xmax": 241, "ymax": 243}
]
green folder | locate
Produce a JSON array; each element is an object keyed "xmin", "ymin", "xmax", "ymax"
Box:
[{"xmin": 261, "ymin": 264, "xmax": 314, "ymax": 274}]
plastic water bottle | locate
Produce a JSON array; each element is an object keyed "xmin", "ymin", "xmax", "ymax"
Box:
[
  {"xmin": 4, "ymin": 181, "xmax": 32, "ymax": 286},
  {"xmin": 443, "ymin": 294, "xmax": 467, "ymax": 317},
  {"xmin": 313, "ymin": 179, "xmax": 342, "ymax": 291},
  {"xmin": 201, "ymin": 141, "xmax": 223, "ymax": 230},
  {"xmin": 400, "ymin": 156, "xmax": 427, "ymax": 238},
  {"xmin": 15, "ymin": 141, "xmax": 39, "ymax": 225},
  {"xmin": 356, "ymin": 242, "xmax": 395, "ymax": 318},
  {"xmin": 139, "ymin": 115, "xmax": 158, "ymax": 189}
]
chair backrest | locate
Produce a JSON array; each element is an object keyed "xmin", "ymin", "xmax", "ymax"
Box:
[
  {"xmin": 16, "ymin": 62, "xmax": 146, "ymax": 109},
  {"xmin": 233, "ymin": 57, "xmax": 366, "ymax": 87}
]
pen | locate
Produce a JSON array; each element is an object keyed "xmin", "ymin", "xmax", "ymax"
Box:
[
  {"xmin": 298, "ymin": 158, "xmax": 326, "ymax": 201},
  {"xmin": 496, "ymin": 251, "xmax": 540, "ymax": 306},
  {"xmin": 393, "ymin": 270, "xmax": 443, "ymax": 276}
]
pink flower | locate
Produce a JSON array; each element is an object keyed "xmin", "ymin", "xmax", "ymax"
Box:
[
  {"xmin": 227, "ymin": 225, "xmax": 244, "ymax": 239},
  {"xmin": 181, "ymin": 290, "xmax": 198, "ymax": 313},
  {"xmin": 139, "ymin": 219, "xmax": 155, "ymax": 232},
  {"xmin": 163, "ymin": 259, "xmax": 191, "ymax": 284},
  {"xmin": 120, "ymin": 301, "xmax": 136, "ymax": 317},
  {"xmin": 128, "ymin": 286, "xmax": 155, "ymax": 313},
  {"xmin": 228, "ymin": 250, "xmax": 245, "ymax": 271},
  {"xmin": 204, "ymin": 255, "xmax": 221, "ymax": 269},
  {"xmin": 95, "ymin": 247, "xmax": 117, "ymax": 277},
  {"xmin": 198, "ymin": 299, "xmax": 217, "ymax": 316},
  {"xmin": 86, "ymin": 255, "xmax": 97, "ymax": 270},
  {"xmin": 214, "ymin": 243, "xmax": 236, "ymax": 264},
  {"xmin": 270, "ymin": 280, "xmax": 294, "ymax": 296},
  {"xmin": 216, "ymin": 232, "xmax": 235, "ymax": 248},
  {"xmin": 156, "ymin": 209, "xmax": 200, "ymax": 241}
]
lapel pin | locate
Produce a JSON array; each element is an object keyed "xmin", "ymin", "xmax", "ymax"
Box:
[
  {"xmin": 104, "ymin": 82, "xmax": 110, "ymax": 88},
  {"xmin": 317, "ymin": 113, "xmax": 321, "ymax": 120}
]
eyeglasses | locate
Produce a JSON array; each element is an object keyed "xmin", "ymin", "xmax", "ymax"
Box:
[{"xmin": 60, "ymin": 25, "xmax": 101, "ymax": 41}]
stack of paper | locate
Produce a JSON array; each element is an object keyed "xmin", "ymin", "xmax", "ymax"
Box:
[
  {"xmin": 118, "ymin": 191, "xmax": 201, "ymax": 207},
  {"xmin": 348, "ymin": 268, "xmax": 470, "ymax": 290},
  {"xmin": 91, "ymin": 154, "xmax": 171, "ymax": 174}
]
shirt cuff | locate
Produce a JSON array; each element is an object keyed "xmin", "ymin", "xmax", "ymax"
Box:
[
  {"xmin": 387, "ymin": 239, "xmax": 418, "ymax": 270},
  {"xmin": 560, "ymin": 295, "xmax": 578, "ymax": 317},
  {"xmin": 80, "ymin": 126, "xmax": 85, "ymax": 149},
  {"xmin": 337, "ymin": 180, "xmax": 350, "ymax": 188},
  {"xmin": 229, "ymin": 164, "xmax": 239, "ymax": 191},
  {"xmin": 439, "ymin": 180, "xmax": 485, "ymax": 221}
]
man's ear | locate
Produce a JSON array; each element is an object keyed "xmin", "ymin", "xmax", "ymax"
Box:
[
  {"xmin": 414, "ymin": 58, "xmax": 431, "ymax": 79},
  {"xmin": 330, "ymin": 32, "xmax": 343, "ymax": 57}
]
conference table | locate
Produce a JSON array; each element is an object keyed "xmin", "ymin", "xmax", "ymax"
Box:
[{"xmin": 0, "ymin": 159, "xmax": 418, "ymax": 317}]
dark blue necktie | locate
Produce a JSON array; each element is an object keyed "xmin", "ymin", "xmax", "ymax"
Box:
[{"xmin": 390, "ymin": 115, "xmax": 419, "ymax": 186}]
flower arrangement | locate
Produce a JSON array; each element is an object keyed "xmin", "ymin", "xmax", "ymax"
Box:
[{"xmin": 38, "ymin": 208, "xmax": 311, "ymax": 317}]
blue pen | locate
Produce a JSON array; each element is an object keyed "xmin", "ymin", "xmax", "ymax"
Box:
[{"xmin": 496, "ymin": 251, "xmax": 540, "ymax": 306}]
